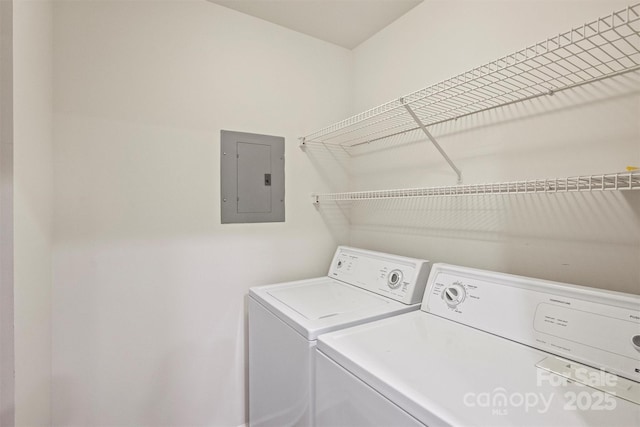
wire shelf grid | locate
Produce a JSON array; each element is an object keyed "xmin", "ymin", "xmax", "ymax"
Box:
[
  {"xmin": 301, "ymin": 4, "xmax": 640, "ymax": 149},
  {"xmin": 312, "ymin": 171, "xmax": 640, "ymax": 203}
]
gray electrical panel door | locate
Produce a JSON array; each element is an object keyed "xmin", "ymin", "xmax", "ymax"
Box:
[
  {"xmin": 237, "ymin": 142, "xmax": 271, "ymax": 214},
  {"xmin": 221, "ymin": 130, "xmax": 285, "ymax": 223}
]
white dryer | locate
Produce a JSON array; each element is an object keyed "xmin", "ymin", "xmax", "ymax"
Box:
[
  {"xmin": 316, "ymin": 263, "xmax": 640, "ymax": 426},
  {"xmin": 248, "ymin": 246, "xmax": 431, "ymax": 427}
]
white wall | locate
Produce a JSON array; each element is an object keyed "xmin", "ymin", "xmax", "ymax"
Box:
[
  {"xmin": 347, "ymin": 0, "xmax": 640, "ymax": 293},
  {"xmin": 0, "ymin": 0, "xmax": 15, "ymax": 424},
  {"xmin": 13, "ymin": 0, "xmax": 53, "ymax": 425},
  {"xmin": 52, "ymin": 1, "xmax": 351, "ymax": 426},
  {"xmin": 47, "ymin": 1, "xmax": 640, "ymax": 425}
]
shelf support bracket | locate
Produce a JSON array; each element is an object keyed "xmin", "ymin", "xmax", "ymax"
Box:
[{"xmin": 401, "ymin": 99, "xmax": 462, "ymax": 184}]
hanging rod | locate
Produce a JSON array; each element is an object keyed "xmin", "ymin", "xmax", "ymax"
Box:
[
  {"xmin": 312, "ymin": 171, "xmax": 640, "ymax": 204},
  {"xmin": 301, "ymin": 4, "xmax": 640, "ymax": 149}
]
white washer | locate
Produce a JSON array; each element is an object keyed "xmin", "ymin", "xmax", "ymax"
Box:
[
  {"xmin": 316, "ymin": 263, "xmax": 640, "ymax": 426},
  {"xmin": 248, "ymin": 246, "xmax": 431, "ymax": 427}
]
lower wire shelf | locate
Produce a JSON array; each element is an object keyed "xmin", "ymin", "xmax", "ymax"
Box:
[{"xmin": 312, "ymin": 171, "xmax": 640, "ymax": 204}]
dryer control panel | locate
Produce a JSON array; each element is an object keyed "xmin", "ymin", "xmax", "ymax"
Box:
[
  {"xmin": 423, "ymin": 263, "xmax": 640, "ymax": 383},
  {"xmin": 328, "ymin": 247, "xmax": 431, "ymax": 305}
]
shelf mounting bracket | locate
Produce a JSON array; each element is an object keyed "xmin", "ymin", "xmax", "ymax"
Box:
[{"xmin": 401, "ymin": 98, "xmax": 462, "ymax": 184}]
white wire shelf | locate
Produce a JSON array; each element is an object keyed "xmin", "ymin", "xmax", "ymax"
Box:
[
  {"xmin": 312, "ymin": 171, "xmax": 640, "ymax": 203},
  {"xmin": 301, "ymin": 4, "xmax": 640, "ymax": 149}
]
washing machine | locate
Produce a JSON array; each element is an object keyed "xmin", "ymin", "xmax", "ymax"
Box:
[
  {"xmin": 316, "ymin": 263, "xmax": 640, "ymax": 426},
  {"xmin": 248, "ymin": 246, "xmax": 431, "ymax": 427}
]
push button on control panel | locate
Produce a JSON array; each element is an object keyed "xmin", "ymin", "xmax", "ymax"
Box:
[{"xmin": 632, "ymin": 335, "xmax": 640, "ymax": 352}]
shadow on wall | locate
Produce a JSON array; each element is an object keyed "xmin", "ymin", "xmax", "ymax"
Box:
[
  {"xmin": 313, "ymin": 202, "xmax": 351, "ymax": 243},
  {"xmin": 340, "ymin": 190, "xmax": 640, "ymax": 294},
  {"xmin": 301, "ymin": 142, "xmax": 352, "ymax": 241},
  {"xmin": 344, "ymin": 191, "xmax": 639, "ymax": 246},
  {"xmin": 626, "ymin": 188, "xmax": 640, "ymax": 219},
  {"xmin": 347, "ymin": 72, "xmax": 640, "ymax": 159},
  {"xmin": 344, "ymin": 73, "xmax": 640, "ymax": 190},
  {"xmin": 301, "ymin": 141, "xmax": 350, "ymax": 192}
]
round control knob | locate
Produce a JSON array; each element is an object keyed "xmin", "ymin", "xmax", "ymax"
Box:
[
  {"xmin": 632, "ymin": 335, "xmax": 640, "ymax": 352},
  {"xmin": 387, "ymin": 269, "xmax": 403, "ymax": 289},
  {"xmin": 442, "ymin": 282, "xmax": 466, "ymax": 307}
]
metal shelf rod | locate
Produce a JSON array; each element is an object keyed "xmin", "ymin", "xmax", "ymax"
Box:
[{"xmin": 311, "ymin": 171, "xmax": 640, "ymax": 203}]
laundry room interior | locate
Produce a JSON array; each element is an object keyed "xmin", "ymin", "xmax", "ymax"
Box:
[{"xmin": 1, "ymin": 0, "xmax": 639, "ymax": 426}]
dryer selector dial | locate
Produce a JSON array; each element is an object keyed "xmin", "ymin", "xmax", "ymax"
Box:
[{"xmin": 442, "ymin": 282, "xmax": 466, "ymax": 307}]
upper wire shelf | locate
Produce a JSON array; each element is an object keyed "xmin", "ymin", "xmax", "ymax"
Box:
[
  {"xmin": 312, "ymin": 171, "xmax": 640, "ymax": 203},
  {"xmin": 301, "ymin": 4, "xmax": 640, "ymax": 149}
]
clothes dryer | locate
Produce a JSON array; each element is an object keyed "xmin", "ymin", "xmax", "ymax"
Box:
[{"xmin": 316, "ymin": 263, "xmax": 640, "ymax": 426}]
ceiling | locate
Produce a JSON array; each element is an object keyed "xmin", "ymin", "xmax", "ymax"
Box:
[{"xmin": 207, "ymin": 0, "xmax": 423, "ymax": 49}]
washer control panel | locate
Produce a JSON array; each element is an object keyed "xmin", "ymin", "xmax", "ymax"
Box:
[
  {"xmin": 423, "ymin": 263, "xmax": 640, "ymax": 383},
  {"xmin": 329, "ymin": 246, "xmax": 431, "ymax": 305},
  {"xmin": 442, "ymin": 282, "xmax": 466, "ymax": 307}
]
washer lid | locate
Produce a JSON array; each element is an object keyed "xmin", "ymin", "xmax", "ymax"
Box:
[
  {"xmin": 250, "ymin": 277, "xmax": 417, "ymax": 340},
  {"xmin": 268, "ymin": 280, "xmax": 389, "ymax": 320}
]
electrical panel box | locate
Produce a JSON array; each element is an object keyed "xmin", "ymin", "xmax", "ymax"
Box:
[{"xmin": 220, "ymin": 130, "xmax": 285, "ymax": 224}]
